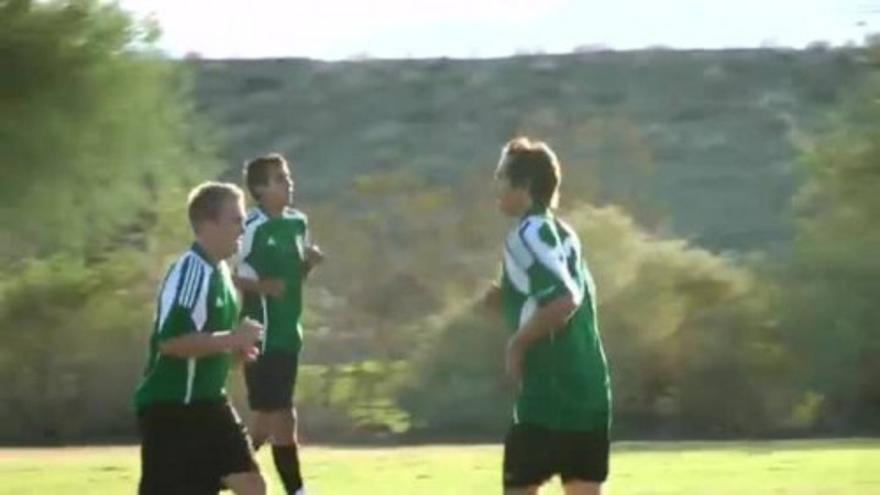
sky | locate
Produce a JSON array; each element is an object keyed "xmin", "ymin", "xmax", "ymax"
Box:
[{"xmin": 118, "ymin": 0, "xmax": 880, "ymax": 60}]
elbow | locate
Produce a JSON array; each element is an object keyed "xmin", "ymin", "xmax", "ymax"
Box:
[
  {"xmin": 550, "ymin": 295, "xmax": 579, "ymax": 326},
  {"xmin": 231, "ymin": 275, "xmax": 249, "ymax": 291},
  {"xmin": 158, "ymin": 340, "xmax": 186, "ymax": 358},
  {"xmin": 561, "ymin": 295, "xmax": 579, "ymax": 316}
]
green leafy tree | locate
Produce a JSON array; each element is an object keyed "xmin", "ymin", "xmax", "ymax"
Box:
[
  {"xmin": 781, "ymin": 45, "xmax": 880, "ymax": 431},
  {"xmin": 0, "ymin": 0, "xmax": 213, "ymax": 257}
]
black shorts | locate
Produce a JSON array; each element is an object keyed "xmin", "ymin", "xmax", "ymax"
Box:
[
  {"xmin": 503, "ymin": 423, "xmax": 609, "ymax": 488},
  {"xmin": 137, "ymin": 400, "xmax": 258, "ymax": 495},
  {"xmin": 244, "ymin": 351, "xmax": 299, "ymax": 411}
]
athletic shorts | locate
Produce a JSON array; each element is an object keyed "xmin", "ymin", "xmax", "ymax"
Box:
[
  {"xmin": 137, "ymin": 400, "xmax": 257, "ymax": 494},
  {"xmin": 244, "ymin": 351, "xmax": 299, "ymax": 411},
  {"xmin": 503, "ymin": 422, "xmax": 609, "ymax": 488}
]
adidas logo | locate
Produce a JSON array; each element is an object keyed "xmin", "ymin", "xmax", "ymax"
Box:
[{"xmin": 267, "ymin": 236, "xmax": 276, "ymax": 246}]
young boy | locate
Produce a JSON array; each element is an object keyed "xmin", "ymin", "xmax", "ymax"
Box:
[
  {"xmin": 484, "ymin": 137, "xmax": 612, "ymax": 495},
  {"xmin": 134, "ymin": 182, "xmax": 266, "ymax": 495},
  {"xmin": 235, "ymin": 153, "xmax": 323, "ymax": 495}
]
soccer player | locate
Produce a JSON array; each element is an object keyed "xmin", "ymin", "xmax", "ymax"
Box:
[
  {"xmin": 235, "ymin": 153, "xmax": 323, "ymax": 495},
  {"xmin": 483, "ymin": 137, "xmax": 612, "ymax": 495},
  {"xmin": 134, "ymin": 182, "xmax": 266, "ymax": 495}
]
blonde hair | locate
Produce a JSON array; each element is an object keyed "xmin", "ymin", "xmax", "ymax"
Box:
[{"xmin": 187, "ymin": 181, "xmax": 244, "ymax": 230}]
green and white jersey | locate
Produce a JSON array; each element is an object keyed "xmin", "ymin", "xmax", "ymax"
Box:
[
  {"xmin": 501, "ymin": 207, "xmax": 611, "ymax": 433},
  {"xmin": 134, "ymin": 243, "xmax": 239, "ymax": 411},
  {"xmin": 237, "ymin": 207, "xmax": 309, "ymax": 354}
]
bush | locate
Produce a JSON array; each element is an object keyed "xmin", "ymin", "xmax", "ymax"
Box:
[{"xmin": 401, "ymin": 205, "xmax": 795, "ymax": 438}]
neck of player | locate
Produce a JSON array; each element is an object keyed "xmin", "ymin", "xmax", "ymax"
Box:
[
  {"xmin": 263, "ymin": 200, "xmax": 286, "ymax": 217},
  {"xmin": 195, "ymin": 237, "xmax": 225, "ymax": 264}
]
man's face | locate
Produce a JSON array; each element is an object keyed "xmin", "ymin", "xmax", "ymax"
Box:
[
  {"xmin": 205, "ymin": 197, "xmax": 246, "ymax": 259},
  {"xmin": 494, "ymin": 166, "xmax": 530, "ymax": 217},
  {"xmin": 263, "ymin": 163, "xmax": 294, "ymax": 208}
]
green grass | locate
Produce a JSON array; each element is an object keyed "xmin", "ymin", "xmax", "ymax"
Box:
[{"xmin": 0, "ymin": 439, "xmax": 876, "ymax": 494}]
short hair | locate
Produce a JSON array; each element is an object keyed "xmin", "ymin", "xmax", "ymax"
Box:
[
  {"xmin": 243, "ymin": 153, "xmax": 288, "ymax": 199},
  {"xmin": 497, "ymin": 136, "xmax": 561, "ymax": 209},
  {"xmin": 187, "ymin": 182, "xmax": 244, "ymax": 230}
]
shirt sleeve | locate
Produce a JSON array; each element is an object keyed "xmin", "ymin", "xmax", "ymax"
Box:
[
  {"xmin": 237, "ymin": 221, "xmax": 265, "ymax": 280},
  {"xmin": 519, "ymin": 219, "xmax": 582, "ymax": 306},
  {"xmin": 155, "ymin": 257, "xmax": 208, "ymax": 340}
]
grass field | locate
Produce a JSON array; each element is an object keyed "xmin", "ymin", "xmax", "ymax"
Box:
[{"xmin": 0, "ymin": 439, "xmax": 876, "ymax": 494}]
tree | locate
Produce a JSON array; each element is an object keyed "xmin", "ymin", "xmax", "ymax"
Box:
[
  {"xmin": 0, "ymin": 0, "xmax": 214, "ymax": 258},
  {"xmin": 0, "ymin": 0, "xmax": 218, "ymax": 442},
  {"xmin": 782, "ymin": 48, "xmax": 880, "ymax": 431}
]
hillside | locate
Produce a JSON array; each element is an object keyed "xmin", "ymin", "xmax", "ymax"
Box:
[{"xmin": 190, "ymin": 48, "xmax": 864, "ymax": 252}]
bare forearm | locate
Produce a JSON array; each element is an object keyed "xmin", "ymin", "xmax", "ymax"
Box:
[
  {"xmin": 303, "ymin": 247, "xmax": 324, "ymax": 279},
  {"xmin": 512, "ymin": 296, "xmax": 577, "ymax": 350},
  {"xmin": 303, "ymin": 261, "xmax": 316, "ymax": 279},
  {"xmin": 159, "ymin": 332, "xmax": 237, "ymax": 358},
  {"xmin": 479, "ymin": 282, "xmax": 503, "ymax": 315},
  {"xmin": 232, "ymin": 276, "xmax": 260, "ymax": 293}
]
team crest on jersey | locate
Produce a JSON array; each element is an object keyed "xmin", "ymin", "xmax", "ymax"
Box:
[{"xmin": 267, "ymin": 236, "xmax": 277, "ymax": 246}]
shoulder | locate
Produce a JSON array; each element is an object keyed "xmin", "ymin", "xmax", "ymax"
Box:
[
  {"xmin": 518, "ymin": 215, "xmax": 560, "ymax": 252},
  {"xmin": 242, "ymin": 209, "xmax": 270, "ymax": 253},
  {"xmin": 245, "ymin": 208, "xmax": 269, "ymax": 231},
  {"xmin": 165, "ymin": 250, "xmax": 212, "ymax": 307},
  {"xmin": 282, "ymin": 208, "xmax": 309, "ymax": 231},
  {"xmin": 282, "ymin": 207, "xmax": 308, "ymax": 223}
]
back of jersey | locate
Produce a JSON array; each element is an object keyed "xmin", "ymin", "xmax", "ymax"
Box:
[{"xmin": 501, "ymin": 209, "xmax": 610, "ymax": 432}]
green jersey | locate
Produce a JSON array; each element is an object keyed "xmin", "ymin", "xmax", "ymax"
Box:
[
  {"xmin": 134, "ymin": 243, "xmax": 239, "ymax": 411},
  {"xmin": 500, "ymin": 207, "xmax": 611, "ymax": 433},
  {"xmin": 237, "ymin": 207, "xmax": 309, "ymax": 353}
]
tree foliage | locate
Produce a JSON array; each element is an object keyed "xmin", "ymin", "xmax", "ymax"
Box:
[{"xmin": 0, "ymin": 0, "xmax": 213, "ymax": 257}]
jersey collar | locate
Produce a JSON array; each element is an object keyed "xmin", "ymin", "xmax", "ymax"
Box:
[
  {"xmin": 521, "ymin": 205, "xmax": 550, "ymax": 220},
  {"xmin": 258, "ymin": 204, "xmax": 286, "ymax": 219},
  {"xmin": 190, "ymin": 242, "xmax": 218, "ymax": 267}
]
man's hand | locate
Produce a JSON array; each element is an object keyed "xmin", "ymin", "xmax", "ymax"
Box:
[
  {"xmin": 303, "ymin": 244, "xmax": 325, "ymax": 279},
  {"xmin": 234, "ymin": 345, "xmax": 260, "ymax": 364},
  {"xmin": 505, "ymin": 334, "xmax": 526, "ymax": 386},
  {"xmin": 304, "ymin": 244, "xmax": 325, "ymax": 268},
  {"xmin": 502, "ymin": 294, "xmax": 578, "ymax": 387},
  {"xmin": 158, "ymin": 317, "xmax": 263, "ymax": 359},
  {"xmin": 258, "ymin": 278, "xmax": 285, "ymax": 298},
  {"xmin": 232, "ymin": 317, "xmax": 263, "ymax": 363},
  {"xmin": 233, "ymin": 276, "xmax": 284, "ymax": 298},
  {"xmin": 481, "ymin": 283, "xmax": 503, "ymax": 313},
  {"xmin": 233, "ymin": 317, "xmax": 264, "ymax": 352}
]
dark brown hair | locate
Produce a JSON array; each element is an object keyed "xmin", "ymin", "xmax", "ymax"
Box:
[
  {"xmin": 243, "ymin": 153, "xmax": 288, "ymax": 199},
  {"xmin": 496, "ymin": 136, "xmax": 561, "ymax": 208}
]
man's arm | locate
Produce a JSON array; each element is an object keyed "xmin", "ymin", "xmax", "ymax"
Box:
[
  {"xmin": 233, "ymin": 231, "xmax": 285, "ymax": 297},
  {"xmin": 480, "ymin": 281, "xmax": 503, "ymax": 315},
  {"xmin": 513, "ymin": 294, "xmax": 578, "ymax": 348},
  {"xmin": 302, "ymin": 244, "xmax": 324, "ymax": 279},
  {"xmin": 504, "ymin": 219, "xmax": 584, "ymax": 382},
  {"xmin": 505, "ymin": 294, "xmax": 578, "ymax": 383},
  {"xmin": 160, "ymin": 318, "xmax": 263, "ymax": 359},
  {"xmin": 232, "ymin": 275, "xmax": 285, "ymax": 298},
  {"xmin": 479, "ymin": 262, "xmax": 505, "ymax": 315}
]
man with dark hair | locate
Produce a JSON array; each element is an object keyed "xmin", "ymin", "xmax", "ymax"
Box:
[
  {"xmin": 135, "ymin": 182, "xmax": 266, "ymax": 495},
  {"xmin": 236, "ymin": 154, "xmax": 323, "ymax": 495},
  {"xmin": 484, "ymin": 137, "xmax": 612, "ymax": 495}
]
